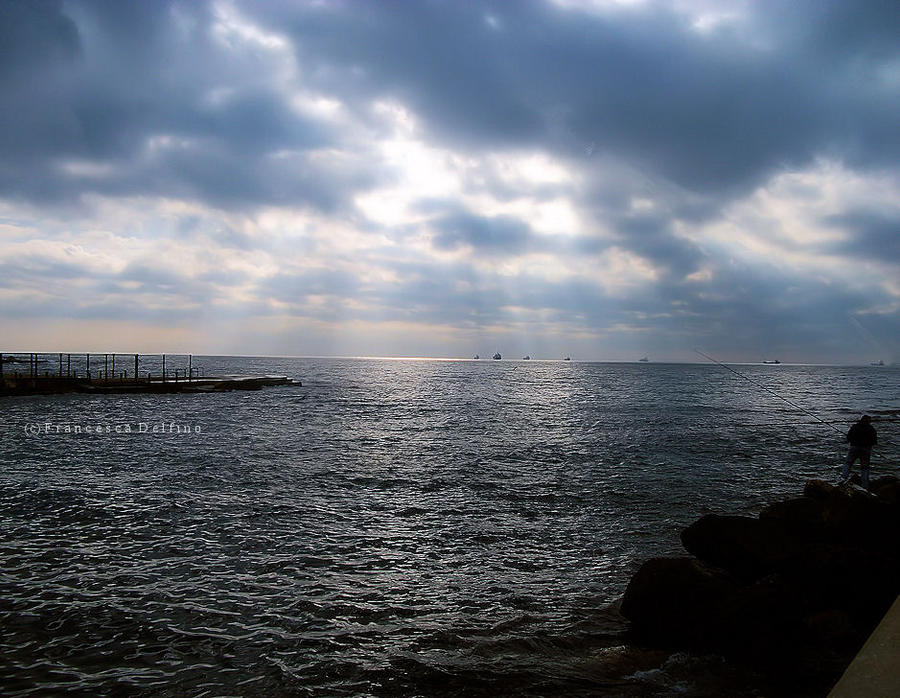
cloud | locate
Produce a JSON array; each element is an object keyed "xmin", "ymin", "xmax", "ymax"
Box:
[
  {"xmin": 4, "ymin": 0, "xmax": 896, "ymax": 209},
  {"xmin": 823, "ymin": 208, "xmax": 900, "ymax": 260},
  {"xmin": 0, "ymin": 0, "xmax": 80, "ymax": 80},
  {"xmin": 430, "ymin": 210, "xmax": 538, "ymax": 255},
  {"xmin": 607, "ymin": 212, "xmax": 705, "ymax": 278},
  {"xmin": 0, "ymin": 0, "xmax": 897, "ymax": 361},
  {"xmin": 252, "ymin": 0, "xmax": 899, "ymax": 194}
]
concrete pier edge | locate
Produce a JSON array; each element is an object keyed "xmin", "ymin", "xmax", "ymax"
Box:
[{"xmin": 829, "ymin": 593, "xmax": 900, "ymax": 697}]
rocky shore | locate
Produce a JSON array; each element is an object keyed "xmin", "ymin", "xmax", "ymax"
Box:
[{"xmin": 620, "ymin": 475, "xmax": 900, "ymax": 696}]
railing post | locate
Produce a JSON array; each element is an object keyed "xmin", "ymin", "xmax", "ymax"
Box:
[
  {"xmin": 189, "ymin": 354, "xmax": 192, "ymax": 381},
  {"xmin": 111, "ymin": 353, "xmax": 116, "ymax": 380},
  {"xmin": 162, "ymin": 354, "xmax": 166, "ymax": 382},
  {"xmin": 66, "ymin": 354, "xmax": 71, "ymax": 378},
  {"xmin": 86, "ymin": 353, "xmax": 90, "ymax": 380},
  {"xmin": 134, "ymin": 354, "xmax": 139, "ymax": 383}
]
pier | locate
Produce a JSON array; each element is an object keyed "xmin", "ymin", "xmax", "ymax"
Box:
[
  {"xmin": 829, "ymin": 593, "xmax": 900, "ymax": 697},
  {"xmin": 0, "ymin": 352, "xmax": 300, "ymax": 396}
]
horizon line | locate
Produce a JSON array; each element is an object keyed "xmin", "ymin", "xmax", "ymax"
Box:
[{"xmin": 1, "ymin": 350, "xmax": 887, "ymax": 367}]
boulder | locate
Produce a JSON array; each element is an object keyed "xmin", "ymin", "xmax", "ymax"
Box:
[
  {"xmin": 798, "ymin": 479, "xmax": 900, "ymax": 549},
  {"xmin": 680, "ymin": 514, "xmax": 804, "ymax": 580},
  {"xmin": 803, "ymin": 478, "xmax": 836, "ymax": 501},
  {"xmin": 870, "ymin": 475, "xmax": 900, "ymax": 504},
  {"xmin": 820, "ymin": 487, "xmax": 899, "ymax": 549},
  {"xmin": 620, "ymin": 557, "xmax": 739, "ymax": 645},
  {"xmin": 714, "ymin": 572, "xmax": 804, "ymax": 657},
  {"xmin": 620, "ymin": 475, "xmax": 900, "ymax": 692},
  {"xmin": 802, "ymin": 608, "xmax": 857, "ymax": 649},
  {"xmin": 759, "ymin": 495, "xmax": 825, "ymax": 532},
  {"xmin": 776, "ymin": 543, "xmax": 900, "ymax": 626},
  {"xmin": 622, "ymin": 563, "xmax": 806, "ymax": 662}
]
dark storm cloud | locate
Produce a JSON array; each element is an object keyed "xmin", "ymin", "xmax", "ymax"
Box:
[
  {"xmin": 2, "ymin": 0, "xmax": 896, "ymax": 209},
  {"xmin": 0, "ymin": 0, "xmax": 167, "ymax": 163},
  {"xmin": 608, "ymin": 212, "xmax": 705, "ymax": 278},
  {"xmin": 253, "ymin": 0, "xmax": 898, "ymax": 194},
  {"xmin": 762, "ymin": 0, "xmax": 899, "ymax": 62},
  {"xmin": 0, "ymin": 0, "xmax": 79, "ymax": 80},
  {"xmin": 0, "ymin": 0, "xmax": 355, "ymax": 209},
  {"xmin": 823, "ymin": 208, "xmax": 900, "ymax": 260},
  {"xmin": 668, "ymin": 263, "xmax": 883, "ymax": 358},
  {"xmin": 129, "ymin": 140, "xmax": 374, "ymax": 211}
]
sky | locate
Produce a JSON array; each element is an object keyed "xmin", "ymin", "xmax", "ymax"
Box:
[{"xmin": 0, "ymin": 0, "xmax": 897, "ymax": 363}]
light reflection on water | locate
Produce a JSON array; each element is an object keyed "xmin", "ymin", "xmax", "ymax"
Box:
[{"xmin": 1, "ymin": 359, "xmax": 897, "ymax": 695}]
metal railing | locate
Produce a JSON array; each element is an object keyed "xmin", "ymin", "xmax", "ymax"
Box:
[{"xmin": 0, "ymin": 352, "xmax": 201, "ymax": 383}]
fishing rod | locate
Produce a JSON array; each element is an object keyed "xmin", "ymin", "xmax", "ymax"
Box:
[{"xmin": 694, "ymin": 349, "xmax": 845, "ymax": 435}]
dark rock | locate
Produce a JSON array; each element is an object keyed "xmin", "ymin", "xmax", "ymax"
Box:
[
  {"xmin": 871, "ymin": 475, "xmax": 900, "ymax": 504},
  {"xmin": 623, "ymin": 563, "xmax": 806, "ymax": 661},
  {"xmin": 714, "ymin": 572, "xmax": 804, "ymax": 656},
  {"xmin": 802, "ymin": 608, "xmax": 857, "ymax": 648},
  {"xmin": 803, "ymin": 478, "xmax": 836, "ymax": 501},
  {"xmin": 777, "ymin": 543, "xmax": 900, "ymax": 628},
  {"xmin": 759, "ymin": 496, "xmax": 825, "ymax": 532},
  {"xmin": 620, "ymin": 557, "xmax": 739, "ymax": 645},
  {"xmin": 820, "ymin": 486, "xmax": 899, "ymax": 550},
  {"xmin": 793, "ymin": 479, "xmax": 900, "ymax": 551},
  {"xmin": 620, "ymin": 475, "xmax": 900, "ymax": 693},
  {"xmin": 680, "ymin": 514, "xmax": 804, "ymax": 580}
]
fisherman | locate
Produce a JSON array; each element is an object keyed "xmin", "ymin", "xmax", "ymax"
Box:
[{"xmin": 841, "ymin": 415, "xmax": 877, "ymax": 489}]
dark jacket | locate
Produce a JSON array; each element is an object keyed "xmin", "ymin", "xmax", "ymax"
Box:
[{"xmin": 847, "ymin": 421, "xmax": 877, "ymax": 449}]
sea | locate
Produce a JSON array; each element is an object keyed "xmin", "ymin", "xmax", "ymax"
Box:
[{"xmin": 1, "ymin": 358, "xmax": 898, "ymax": 697}]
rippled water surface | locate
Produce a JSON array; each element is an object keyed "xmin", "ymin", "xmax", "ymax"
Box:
[{"xmin": 2, "ymin": 359, "xmax": 898, "ymax": 696}]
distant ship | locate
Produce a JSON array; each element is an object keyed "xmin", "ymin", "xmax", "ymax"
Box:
[
  {"xmin": 870, "ymin": 360, "xmax": 885, "ymax": 366},
  {"xmin": 563, "ymin": 356, "xmax": 571, "ymax": 361},
  {"xmin": 762, "ymin": 359, "xmax": 781, "ymax": 364},
  {"xmin": 638, "ymin": 356, "xmax": 649, "ymax": 362},
  {"xmin": 493, "ymin": 352, "xmax": 501, "ymax": 360},
  {"xmin": 522, "ymin": 355, "xmax": 530, "ymax": 360},
  {"xmin": 473, "ymin": 354, "xmax": 479, "ymax": 360}
]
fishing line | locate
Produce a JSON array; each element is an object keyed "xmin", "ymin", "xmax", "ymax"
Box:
[
  {"xmin": 738, "ymin": 418, "xmax": 898, "ymax": 427},
  {"xmin": 694, "ymin": 349, "xmax": 844, "ymax": 435}
]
